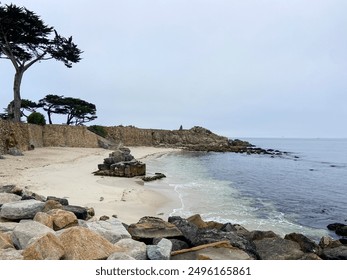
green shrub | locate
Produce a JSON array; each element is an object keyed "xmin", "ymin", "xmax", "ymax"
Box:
[
  {"xmin": 88, "ymin": 125, "xmax": 108, "ymax": 138},
  {"xmin": 27, "ymin": 112, "xmax": 46, "ymax": 125}
]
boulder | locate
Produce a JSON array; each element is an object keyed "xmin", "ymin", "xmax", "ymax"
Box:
[
  {"xmin": 321, "ymin": 246, "xmax": 347, "ymax": 260},
  {"xmin": 319, "ymin": 236, "xmax": 343, "ymax": 249},
  {"xmin": 193, "ymin": 228, "xmax": 257, "ymax": 258},
  {"xmin": 0, "ymin": 185, "xmax": 23, "ymax": 195},
  {"xmin": 169, "ymin": 239, "xmax": 189, "ymax": 251},
  {"xmin": 57, "ymin": 226, "xmax": 120, "ymax": 260},
  {"xmin": 171, "ymin": 241, "xmax": 254, "ymax": 260},
  {"xmin": 327, "ymin": 223, "xmax": 347, "ymax": 237},
  {"xmin": 0, "ymin": 193, "xmax": 22, "ymax": 204},
  {"xmin": 168, "ymin": 216, "xmax": 198, "ymax": 245},
  {"xmin": 115, "ymin": 238, "xmax": 147, "ymax": 260},
  {"xmin": 33, "ymin": 212, "xmax": 54, "ymax": 229},
  {"xmin": 62, "ymin": 205, "xmax": 88, "ymax": 220},
  {"xmin": 0, "ymin": 248, "xmax": 23, "ymax": 260},
  {"xmin": 46, "ymin": 196, "xmax": 69, "ymax": 206},
  {"xmin": 0, "ymin": 222, "xmax": 18, "ymax": 232},
  {"xmin": 85, "ymin": 218, "xmax": 131, "ymax": 243},
  {"xmin": 0, "ymin": 200, "xmax": 45, "ymax": 220},
  {"xmin": 246, "ymin": 230, "xmax": 278, "ymax": 241},
  {"xmin": 0, "ymin": 232, "xmax": 14, "ymax": 249},
  {"xmin": 336, "ymin": 226, "xmax": 347, "ymax": 236},
  {"xmin": 254, "ymin": 237, "xmax": 305, "ymax": 260},
  {"xmin": 107, "ymin": 252, "xmax": 136, "ymax": 260},
  {"xmin": 47, "ymin": 209, "xmax": 78, "ymax": 230},
  {"xmin": 22, "ymin": 233, "xmax": 65, "ymax": 260},
  {"xmin": 284, "ymin": 232, "xmax": 321, "ymax": 254},
  {"xmin": 128, "ymin": 216, "xmax": 183, "ymax": 240},
  {"xmin": 187, "ymin": 214, "xmax": 208, "ymax": 228},
  {"xmin": 147, "ymin": 238, "xmax": 172, "ymax": 260},
  {"xmin": 42, "ymin": 200, "xmax": 63, "ymax": 212},
  {"xmin": 12, "ymin": 220, "xmax": 55, "ymax": 249}
]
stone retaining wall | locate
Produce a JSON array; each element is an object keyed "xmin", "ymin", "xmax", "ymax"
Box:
[
  {"xmin": 0, "ymin": 119, "xmax": 99, "ymax": 154},
  {"xmin": 0, "ymin": 120, "xmax": 230, "ymax": 154}
]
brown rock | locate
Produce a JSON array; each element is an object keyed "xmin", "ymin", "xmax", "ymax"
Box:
[
  {"xmin": 0, "ymin": 232, "xmax": 14, "ymax": 249},
  {"xmin": 319, "ymin": 236, "xmax": 343, "ymax": 249},
  {"xmin": 42, "ymin": 200, "xmax": 63, "ymax": 212},
  {"xmin": 22, "ymin": 233, "xmax": 65, "ymax": 260},
  {"xmin": 33, "ymin": 212, "xmax": 54, "ymax": 229},
  {"xmin": 171, "ymin": 241, "xmax": 254, "ymax": 260},
  {"xmin": 58, "ymin": 227, "xmax": 120, "ymax": 260},
  {"xmin": 47, "ymin": 209, "xmax": 78, "ymax": 230},
  {"xmin": 0, "ymin": 248, "xmax": 24, "ymax": 260},
  {"xmin": 187, "ymin": 214, "xmax": 208, "ymax": 228},
  {"xmin": 128, "ymin": 216, "xmax": 183, "ymax": 239}
]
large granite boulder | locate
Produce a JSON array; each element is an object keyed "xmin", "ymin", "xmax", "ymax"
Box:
[
  {"xmin": 115, "ymin": 238, "xmax": 147, "ymax": 260},
  {"xmin": 22, "ymin": 233, "xmax": 65, "ymax": 260},
  {"xmin": 57, "ymin": 226, "xmax": 120, "ymax": 260},
  {"xmin": 0, "ymin": 200, "xmax": 45, "ymax": 220},
  {"xmin": 12, "ymin": 220, "xmax": 55, "ymax": 249},
  {"xmin": 0, "ymin": 248, "xmax": 24, "ymax": 260},
  {"xmin": 0, "ymin": 193, "xmax": 22, "ymax": 204},
  {"xmin": 0, "ymin": 232, "xmax": 14, "ymax": 249},
  {"xmin": 46, "ymin": 209, "xmax": 78, "ymax": 230},
  {"xmin": 128, "ymin": 216, "xmax": 183, "ymax": 240},
  {"xmin": 147, "ymin": 238, "xmax": 172, "ymax": 260},
  {"xmin": 85, "ymin": 218, "xmax": 131, "ymax": 243}
]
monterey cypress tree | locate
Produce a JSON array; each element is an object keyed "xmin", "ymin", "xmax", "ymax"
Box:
[{"xmin": 0, "ymin": 3, "xmax": 82, "ymax": 122}]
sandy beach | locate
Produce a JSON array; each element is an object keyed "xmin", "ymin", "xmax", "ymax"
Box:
[{"xmin": 0, "ymin": 146, "xmax": 181, "ymax": 224}]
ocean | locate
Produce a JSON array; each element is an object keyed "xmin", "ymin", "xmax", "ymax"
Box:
[{"xmin": 144, "ymin": 138, "xmax": 347, "ymax": 241}]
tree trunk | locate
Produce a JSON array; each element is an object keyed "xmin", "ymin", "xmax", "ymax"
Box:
[{"xmin": 13, "ymin": 70, "xmax": 24, "ymax": 122}]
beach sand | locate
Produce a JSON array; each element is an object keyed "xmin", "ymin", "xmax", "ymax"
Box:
[{"xmin": 0, "ymin": 146, "xmax": 181, "ymax": 224}]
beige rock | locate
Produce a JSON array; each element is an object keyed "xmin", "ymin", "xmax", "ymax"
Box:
[
  {"xmin": 47, "ymin": 209, "xmax": 78, "ymax": 230},
  {"xmin": 128, "ymin": 216, "xmax": 182, "ymax": 239},
  {"xmin": 42, "ymin": 200, "xmax": 63, "ymax": 212},
  {"xmin": 171, "ymin": 241, "xmax": 254, "ymax": 260},
  {"xmin": 0, "ymin": 248, "xmax": 24, "ymax": 260},
  {"xmin": 22, "ymin": 233, "xmax": 65, "ymax": 260},
  {"xmin": 34, "ymin": 212, "xmax": 54, "ymax": 229},
  {"xmin": 58, "ymin": 226, "xmax": 120, "ymax": 260},
  {"xmin": 187, "ymin": 214, "xmax": 208, "ymax": 228},
  {"xmin": 0, "ymin": 232, "xmax": 14, "ymax": 249}
]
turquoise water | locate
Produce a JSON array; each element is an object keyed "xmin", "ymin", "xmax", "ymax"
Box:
[{"xmin": 145, "ymin": 139, "xmax": 347, "ymax": 241}]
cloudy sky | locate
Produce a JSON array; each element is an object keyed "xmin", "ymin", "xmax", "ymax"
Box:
[{"xmin": 1, "ymin": 0, "xmax": 346, "ymax": 138}]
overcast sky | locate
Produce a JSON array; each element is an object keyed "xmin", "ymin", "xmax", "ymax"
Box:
[{"xmin": 1, "ymin": 0, "xmax": 346, "ymax": 138}]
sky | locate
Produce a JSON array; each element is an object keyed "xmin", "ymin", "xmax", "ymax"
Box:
[{"xmin": 1, "ymin": 0, "xmax": 346, "ymax": 138}]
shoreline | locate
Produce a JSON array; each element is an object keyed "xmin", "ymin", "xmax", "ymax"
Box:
[{"xmin": 0, "ymin": 146, "xmax": 181, "ymax": 225}]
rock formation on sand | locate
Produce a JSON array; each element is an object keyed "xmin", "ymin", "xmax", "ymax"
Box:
[
  {"xmin": 1, "ymin": 185, "xmax": 346, "ymax": 260},
  {"xmin": 93, "ymin": 146, "xmax": 146, "ymax": 177}
]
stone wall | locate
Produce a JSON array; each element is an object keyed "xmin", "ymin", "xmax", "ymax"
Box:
[
  {"xmin": 0, "ymin": 119, "xmax": 230, "ymax": 155},
  {"xmin": 0, "ymin": 119, "xmax": 99, "ymax": 154}
]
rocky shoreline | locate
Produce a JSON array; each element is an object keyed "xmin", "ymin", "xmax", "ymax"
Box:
[{"xmin": 1, "ymin": 184, "xmax": 346, "ymax": 260}]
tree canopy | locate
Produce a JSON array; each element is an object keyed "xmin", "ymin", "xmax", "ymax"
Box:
[
  {"xmin": 0, "ymin": 3, "xmax": 82, "ymax": 122},
  {"xmin": 39, "ymin": 94, "xmax": 97, "ymax": 125}
]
